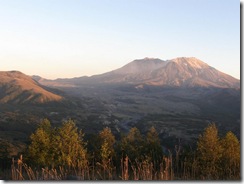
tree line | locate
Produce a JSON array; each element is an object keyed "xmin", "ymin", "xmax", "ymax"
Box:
[{"xmin": 14, "ymin": 119, "xmax": 241, "ymax": 180}]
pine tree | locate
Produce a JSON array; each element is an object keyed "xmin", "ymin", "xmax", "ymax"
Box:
[
  {"xmin": 99, "ymin": 127, "xmax": 115, "ymax": 163},
  {"xmin": 196, "ymin": 123, "xmax": 223, "ymax": 179},
  {"xmin": 28, "ymin": 119, "xmax": 52, "ymax": 167},
  {"xmin": 53, "ymin": 119, "xmax": 87, "ymax": 168},
  {"xmin": 221, "ymin": 131, "xmax": 240, "ymax": 179},
  {"xmin": 28, "ymin": 119, "xmax": 88, "ymax": 169},
  {"xmin": 120, "ymin": 127, "xmax": 145, "ymax": 162},
  {"xmin": 145, "ymin": 126, "xmax": 163, "ymax": 169}
]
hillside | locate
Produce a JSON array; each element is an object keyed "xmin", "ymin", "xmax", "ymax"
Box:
[{"xmin": 0, "ymin": 71, "xmax": 63, "ymax": 104}]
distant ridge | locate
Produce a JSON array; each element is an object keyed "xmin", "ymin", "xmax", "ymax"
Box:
[{"xmin": 0, "ymin": 71, "xmax": 63, "ymax": 104}]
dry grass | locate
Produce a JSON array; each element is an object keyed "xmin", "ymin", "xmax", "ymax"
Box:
[
  {"xmin": 11, "ymin": 155, "xmax": 62, "ymax": 180},
  {"xmin": 9, "ymin": 153, "xmax": 240, "ymax": 180},
  {"xmin": 9, "ymin": 154, "xmax": 176, "ymax": 180}
]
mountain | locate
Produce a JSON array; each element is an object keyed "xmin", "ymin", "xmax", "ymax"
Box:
[
  {"xmin": 35, "ymin": 57, "xmax": 240, "ymax": 89},
  {"xmin": 0, "ymin": 71, "xmax": 63, "ymax": 104},
  {"xmin": 90, "ymin": 57, "xmax": 239, "ymax": 88}
]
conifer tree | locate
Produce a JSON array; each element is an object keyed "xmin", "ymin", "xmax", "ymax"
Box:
[
  {"xmin": 196, "ymin": 123, "xmax": 223, "ymax": 179},
  {"xmin": 221, "ymin": 131, "xmax": 240, "ymax": 178},
  {"xmin": 28, "ymin": 119, "xmax": 52, "ymax": 167},
  {"xmin": 53, "ymin": 119, "xmax": 87, "ymax": 168},
  {"xmin": 145, "ymin": 126, "xmax": 163, "ymax": 167},
  {"xmin": 120, "ymin": 127, "xmax": 145, "ymax": 162},
  {"xmin": 99, "ymin": 127, "xmax": 115, "ymax": 163}
]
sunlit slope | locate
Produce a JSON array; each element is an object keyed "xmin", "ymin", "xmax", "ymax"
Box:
[
  {"xmin": 95, "ymin": 57, "xmax": 240, "ymax": 88},
  {"xmin": 0, "ymin": 71, "xmax": 63, "ymax": 104}
]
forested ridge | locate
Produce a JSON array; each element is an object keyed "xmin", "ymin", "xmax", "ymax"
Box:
[{"xmin": 1, "ymin": 119, "xmax": 240, "ymax": 180}]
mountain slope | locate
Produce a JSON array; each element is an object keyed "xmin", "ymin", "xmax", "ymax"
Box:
[
  {"xmin": 91, "ymin": 58, "xmax": 168, "ymax": 84},
  {"xmin": 105, "ymin": 57, "xmax": 240, "ymax": 88},
  {"xmin": 0, "ymin": 71, "xmax": 63, "ymax": 104},
  {"xmin": 35, "ymin": 57, "xmax": 239, "ymax": 89},
  {"xmin": 142, "ymin": 57, "xmax": 240, "ymax": 88}
]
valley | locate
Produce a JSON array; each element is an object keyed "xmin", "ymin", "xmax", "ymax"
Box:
[{"xmin": 0, "ymin": 57, "xmax": 240, "ymax": 159}]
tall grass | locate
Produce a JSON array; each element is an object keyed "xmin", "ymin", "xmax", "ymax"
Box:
[
  {"xmin": 9, "ymin": 154, "xmax": 175, "ymax": 180},
  {"xmin": 8, "ymin": 153, "xmax": 240, "ymax": 180}
]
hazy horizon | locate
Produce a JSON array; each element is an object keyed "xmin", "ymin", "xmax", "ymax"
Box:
[{"xmin": 0, "ymin": 0, "xmax": 240, "ymax": 79}]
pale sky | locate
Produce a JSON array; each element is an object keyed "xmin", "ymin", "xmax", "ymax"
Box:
[{"xmin": 0, "ymin": 0, "xmax": 240, "ymax": 79}]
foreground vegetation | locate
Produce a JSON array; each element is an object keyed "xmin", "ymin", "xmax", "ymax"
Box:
[{"xmin": 3, "ymin": 119, "xmax": 241, "ymax": 180}]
